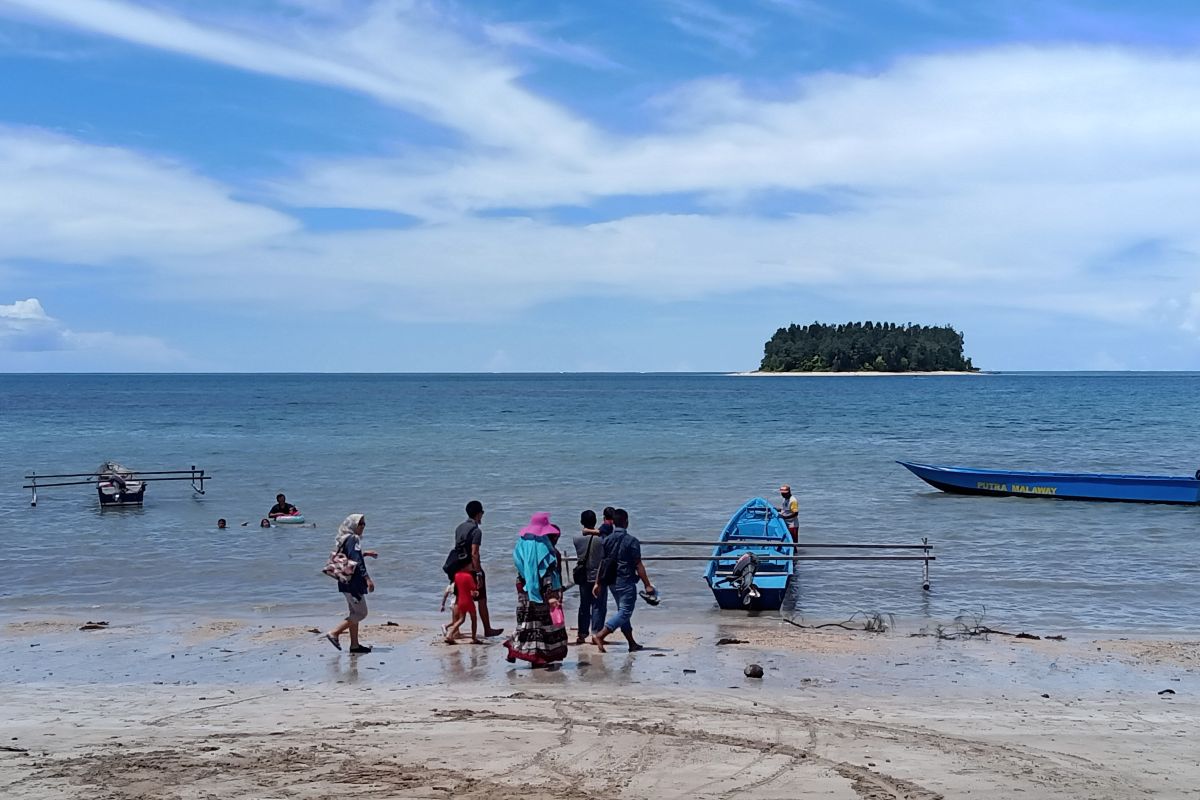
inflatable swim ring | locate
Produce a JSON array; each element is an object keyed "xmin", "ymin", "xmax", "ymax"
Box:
[{"xmin": 273, "ymin": 514, "xmax": 306, "ymax": 524}]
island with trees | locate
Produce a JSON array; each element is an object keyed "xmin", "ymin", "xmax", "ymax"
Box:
[{"xmin": 758, "ymin": 321, "xmax": 977, "ymax": 373}]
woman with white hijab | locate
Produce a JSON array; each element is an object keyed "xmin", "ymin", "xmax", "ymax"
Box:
[{"xmin": 325, "ymin": 513, "xmax": 377, "ymax": 653}]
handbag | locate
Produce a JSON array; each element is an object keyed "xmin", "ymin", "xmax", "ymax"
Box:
[
  {"xmin": 572, "ymin": 534, "xmax": 595, "ymax": 587},
  {"xmin": 442, "ymin": 546, "xmax": 471, "ymax": 581},
  {"xmin": 322, "ymin": 539, "xmax": 358, "ymax": 582}
]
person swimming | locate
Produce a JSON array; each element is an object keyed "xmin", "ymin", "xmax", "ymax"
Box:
[{"xmin": 269, "ymin": 493, "xmax": 300, "ymax": 518}]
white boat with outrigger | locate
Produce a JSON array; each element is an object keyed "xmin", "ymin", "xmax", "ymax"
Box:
[{"xmin": 23, "ymin": 462, "xmax": 209, "ymax": 508}]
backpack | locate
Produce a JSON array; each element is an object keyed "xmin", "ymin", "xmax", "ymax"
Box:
[{"xmin": 597, "ymin": 532, "xmax": 622, "ymax": 586}]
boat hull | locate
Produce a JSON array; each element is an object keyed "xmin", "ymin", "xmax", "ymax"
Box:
[
  {"xmin": 706, "ymin": 497, "xmax": 795, "ymax": 611},
  {"xmin": 898, "ymin": 461, "xmax": 1200, "ymax": 505},
  {"xmin": 709, "ymin": 583, "xmax": 789, "ymax": 611},
  {"xmin": 97, "ymin": 484, "xmax": 146, "ymax": 506}
]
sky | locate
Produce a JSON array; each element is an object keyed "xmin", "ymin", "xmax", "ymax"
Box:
[{"xmin": 2, "ymin": 0, "xmax": 1200, "ymax": 372}]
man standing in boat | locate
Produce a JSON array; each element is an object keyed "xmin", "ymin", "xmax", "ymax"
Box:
[
  {"xmin": 778, "ymin": 485, "xmax": 799, "ymax": 542},
  {"xmin": 269, "ymin": 493, "xmax": 299, "ymax": 519},
  {"xmin": 454, "ymin": 500, "xmax": 504, "ymax": 638}
]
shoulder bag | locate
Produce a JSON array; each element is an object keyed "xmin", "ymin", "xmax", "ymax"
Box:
[
  {"xmin": 572, "ymin": 534, "xmax": 595, "ymax": 587},
  {"xmin": 322, "ymin": 538, "xmax": 359, "ymax": 582}
]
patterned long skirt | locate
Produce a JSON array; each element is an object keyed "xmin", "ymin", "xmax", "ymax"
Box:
[{"xmin": 505, "ymin": 588, "xmax": 568, "ymax": 667}]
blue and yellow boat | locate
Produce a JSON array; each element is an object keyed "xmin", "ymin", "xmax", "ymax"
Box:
[
  {"xmin": 899, "ymin": 461, "xmax": 1200, "ymax": 505},
  {"xmin": 705, "ymin": 497, "xmax": 795, "ymax": 610}
]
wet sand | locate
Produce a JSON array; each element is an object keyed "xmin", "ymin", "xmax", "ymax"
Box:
[{"xmin": 2, "ymin": 614, "xmax": 1198, "ymax": 798}]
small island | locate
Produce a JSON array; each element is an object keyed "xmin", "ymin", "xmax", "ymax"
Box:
[{"xmin": 754, "ymin": 321, "xmax": 978, "ymax": 374}]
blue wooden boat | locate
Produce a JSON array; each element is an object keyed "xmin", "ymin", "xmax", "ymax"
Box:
[
  {"xmin": 705, "ymin": 498, "xmax": 795, "ymax": 610},
  {"xmin": 898, "ymin": 461, "xmax": 1200, "ymax": 505}
]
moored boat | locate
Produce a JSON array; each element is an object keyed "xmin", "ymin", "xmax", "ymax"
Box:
[
  {"xmin": 705, "ymin": 497, "xmax": 795, "ymax": 610},
  {"xmin": 96, "ymin": 461, "xmax": 146, "ymax": 507},
  {"xmin": 22, "ymin": 464, "xmax": 208, "ymax": 507},
  {"xmin": 898, "ymin": 461, "xmax": 1200, "ymax": 505}
]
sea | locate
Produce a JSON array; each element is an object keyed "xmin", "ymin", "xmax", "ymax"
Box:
[{"xmin": 1, "ymin": 372, "xmax": 1197, "ymax": 634}]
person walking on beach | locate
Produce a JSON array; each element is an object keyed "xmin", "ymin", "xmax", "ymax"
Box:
[
  {"xmin": 443, "ymin": 562, "xmax": 482, "ymax": 645},
  {"xmin": 591, "ymin": 508, "xmax": 655, "ymax": 653},
  {"xmin": 504, "ymin": 512, "xmax": 569, "ymax": 667},
  {"xmin": 324, "ymin": 513, "xmax": 377, "ymax": 654},
  {"xmin": 778, "ymin": 485, "xmax": 799, "ymax": 542},
  {"xmin": 572, "ymin": 510, "xmax": 605, "ymax": 644},
  {"xmin": 454, "ymin": 500, "xmax": 504, "ymax": 637}
]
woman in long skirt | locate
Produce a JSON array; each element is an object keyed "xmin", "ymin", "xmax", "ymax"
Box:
[{"xmin": 504, "ymin": 512, "xmax": 568, "ymax": 667}]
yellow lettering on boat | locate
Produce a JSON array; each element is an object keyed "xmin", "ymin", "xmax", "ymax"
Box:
[
  {"xmin": 1012, "ymin": 484, "xmax": 1057, "ymax": 495},
  {"xmin": 976, "ymin": 481, "xmax": 1009, "ymax": 492}
]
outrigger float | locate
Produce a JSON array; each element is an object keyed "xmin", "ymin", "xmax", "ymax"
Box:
[
  {"xmin": 635, "ymin": 497, "xmax": 934, "ymax": 612},
  {"xmin": 23, "ymin": 462, "xmax": 209, "ymax": 508}
]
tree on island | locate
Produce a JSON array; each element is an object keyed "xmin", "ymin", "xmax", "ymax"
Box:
[{"xmin": 759, "ymin": 321, "xmax": 976, "ymax": 372}]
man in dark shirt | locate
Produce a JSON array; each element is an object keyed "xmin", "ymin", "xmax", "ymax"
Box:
[
  {"xmin": 591, "ymin": 508, "xmax": 655, "ymax": 652},
  {"xmin": 269, "ymin": 493, "xmax": 299, "ymax": 518},
  {"xmin": 454, "ymin": 499, "xmax": 503, "ymax": 637},
  {"xmin": 572, "ymin": 509, "xmax": 606, "ymax": 644}
]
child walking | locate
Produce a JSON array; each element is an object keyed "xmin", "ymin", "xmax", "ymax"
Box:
[{"xmin": 443, "ymin": 568, "xmax": 482, "ymax": 644}]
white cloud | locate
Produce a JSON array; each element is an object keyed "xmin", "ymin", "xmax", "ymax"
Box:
[
  {"xmin": 274, "ymin": 46, "xmax": 1200, "ymax": 221},
  {"xmin": 481, "ymin": 22, "xmax": 621, "ymax": 71},
  {"xmin": 0, "ymin": 298, "xmax": 180, "ymax": 362},
  {"xmin": 1, "ymin": 0, "xmax": 1200, "ymax": 342},
  {"xmin": 663, "ymin": 0, "xmax": 760, "ymax": 57},
  {"xmin": 0, "ymin": 0, "xmax": 599, "ymax": 156},
  {"xmin": 0, "ymin": 126, "xmax": 295, "ymax": 263}
]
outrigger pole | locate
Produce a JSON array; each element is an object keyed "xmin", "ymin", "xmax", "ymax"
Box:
[{"xmin": 637, "ymin": 537, "xmax": 935, "ymax": 591}]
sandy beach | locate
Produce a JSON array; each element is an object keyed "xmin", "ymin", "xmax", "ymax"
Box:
[{"xmin": 3, "ymin": 614, "xmax": 1197, "ymax": 799}]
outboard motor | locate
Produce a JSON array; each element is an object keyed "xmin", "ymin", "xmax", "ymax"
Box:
[{"xmin": 729, "ymin": 552, "xmax": 761, "ymax": 606}]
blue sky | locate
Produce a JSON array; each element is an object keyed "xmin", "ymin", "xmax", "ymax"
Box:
[{"xmin": 2, "ymin": 0, "xmax": 1200, "ymax": 371}]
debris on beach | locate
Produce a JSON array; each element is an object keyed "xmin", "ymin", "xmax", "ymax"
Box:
[
  {"xmin": 785, "ymin": 610, "xmax": 893, "ymax": 633},
  {"xmin": 78, "ymin": 621, "xmax": 109, "ymax": 631},
  {"xmin": 913, "ymin": 607, "xmax": 1066, "ymax": 641},
  {"xmin": 716, "ymin": 637, "xmax": 748, "ymax": 646},
  {"xmin": 745, "ymin": 664, "xmax": 764, "ymax": 679}
]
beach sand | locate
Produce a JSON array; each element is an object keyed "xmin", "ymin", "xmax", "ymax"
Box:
[{"xmin": 2, "ymin": 615, "xmax": 1197, "ymax": 799}]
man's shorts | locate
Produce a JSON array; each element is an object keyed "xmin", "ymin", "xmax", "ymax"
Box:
[{"xmin": 342, "ymin": 592, "xmax": 368, "ymax": 622}]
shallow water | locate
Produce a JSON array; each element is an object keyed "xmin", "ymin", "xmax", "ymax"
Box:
[{"xmin": 1, "ymin": 373, "xmax": 1198, "ymax": 633}]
